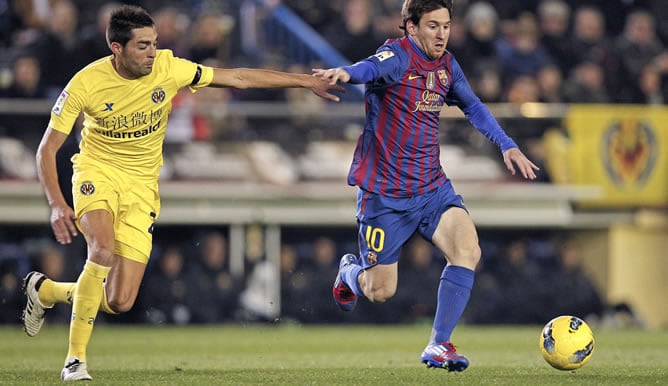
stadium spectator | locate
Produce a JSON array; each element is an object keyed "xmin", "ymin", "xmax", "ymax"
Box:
[
  {"xmin": 10, "ymin": 0, "xmax": 67, "ymax": 46},
  {"xmin": 633, "ymin": 62, "xmax": 667, "ymax": 104},
  {"xmin": 547, "ymin": 238, "xmax": 605, "ymax": 320},
  {"xmin": 505, "ymin": 75, "xmax": 541, "ymax": 105},
  {"xmin": 29, "ymin": 243, "xmax": 72, "ymax": 324},
  {"xmin": 613, "ymin": 10, "xmax": 666, "ymax": 103},
  {"xmin": 278, "ymin": 0, "xmax": 338, "ymax": 33},
  {"xmin": 27, "ymin": 0, "xmax": 82, "ymax": 96},
  {"xmin": 0, "ymin": 258, "xmax": 23, "ymax": 324},
  {"xmin": 0, "ymin": 52, "xmax": 46, "ymax": 98},
  {"xmin": 537, "ymin": 0, "xmax": 573, "ymax": 77},
  {"xmin": 0, "ymin": 52, "xmax": 49, "ymax": 150},
  {"xmin": 321, "ymin": 0, "xmax": 385, "ymax": 62},
  {"xmin": 495, "ymin": 239, "xmax": 552, "ymax": 324},
  {"xmin": 165, "ymin": 61, "xmax": 238, "ymax": 145},
  {"xmin": 496, "ymin": 12, "xmax": 553, "ymax": 84},
  {"xmin": 562, "ymin": 59, "xmax": 611, "ymax": 103},
  {"xmin": 76, "ymin": 2, "xmax": 121, "ymax": 65},
  {"xmin": 536, "ymin": 64, "xmax": 564, "ymax": 103},
  {"xmin": 288, "ymin": 237, "xmax": 343, "ymax": 323},
  {"xmin": 373, "ymin": 0, "xmax": 405, "ymax": 40},
  {"xmin": 469, "ymin": 62, "xmax": 503, "ymax": 103},
  {"xmin": 568, "ymin": 6, "xmax": 618, "ymax": 95},
  {"xmin": 187, "ymin": 231, "xmax": 242, "ymax": 323},
  {"xmin": 141, "ymin": 245, "xmax": 194, "ymax": 325},
  {"xmin": 454, "ymin": 1, "xmax": 501, "ymax": 76},
  {"xmin": 152, "ymin": 6, "xmax": 190, "ymax": 59},
  {"xmin": 315, "ymin": 0, "xmax": 538, "ymax": 373},
  {"xmin": 187, "ymin": 12, "xmax": 234, "ymax": 63},
  {"xmin": 238, "ymin": 224, "xmax": 280, "ymax": 322},
  {"xmin": 278, "ymin": 243, "xmax": 304, "ymax": 322},
  {"xmin": 394, "ymin": 237, "xmax": 441, "ymax": 323}
]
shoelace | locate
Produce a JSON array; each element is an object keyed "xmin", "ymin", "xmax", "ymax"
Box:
[{"xmin": 66, "ymin": 360, "xmax": 81, "ymax": 372}]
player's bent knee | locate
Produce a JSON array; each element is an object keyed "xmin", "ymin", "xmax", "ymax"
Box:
[
  {"xmin": 107, "ymin": 296, "xmax": 136, "ymax": 313},
  {"xmin": 451, "ymin": 245, "xmax": 481, "ymax": 268},
  {"xmin": 366, "ymin": 286, "xmax": 396, "ymax": 303},
  {"xmin": 87, "ymin": 244, "xmax": 116, "ymax": 266}
]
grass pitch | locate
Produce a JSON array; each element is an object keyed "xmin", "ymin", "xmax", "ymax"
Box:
[{"xmin": 0, "ymin": 323, "xmax": 666, "ymax": 385}]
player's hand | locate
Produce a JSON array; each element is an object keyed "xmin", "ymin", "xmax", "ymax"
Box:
[
  {"xmin": 503, "ymin": 147, "xmax": 540, "ymax": 180},
  {"xmin": 309, "ymin": 74, "xmax": 345, "ymax": 102},
  {"xmin": 50, "ymin": 204, "xmax": 78, "ymax": 244},
  {"xmin": 312, "ymin": 68, "xmax": 351, "ymax": 85}
]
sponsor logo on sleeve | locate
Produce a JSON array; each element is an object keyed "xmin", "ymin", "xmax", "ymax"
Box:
[
  {"xmin": 52, "ymin": 90, "xmax": 69, "ymax": 116},
  {"xmin": 374, "ymin": 51, "xmax": 395, "ymax": 62}
]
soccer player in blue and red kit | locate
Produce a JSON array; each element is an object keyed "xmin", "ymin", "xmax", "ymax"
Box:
[{"xmin": 314, "ymin": 0, "xmax": 539, "ymax": 372}]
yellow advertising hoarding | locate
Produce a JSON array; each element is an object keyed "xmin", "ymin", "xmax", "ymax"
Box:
[{"xmin": 565, "ymin": 105, "xmax": 667, "ymax": 207}]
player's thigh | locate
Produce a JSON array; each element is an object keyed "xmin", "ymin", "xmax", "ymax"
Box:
[
  {"xmin": 73, "ymin": 164, "xmax": 120, "ymax": 264},
  {"xmin": 79, "ymin": 209, "xmax": 116, "ymax": 266},
  {"xmin": 106, "ymin": 179, "xmax": 158, "ymax": 309},
  {"xmin": 356, "ymin": 192, "xmax": 418, "ymax": 268},
  {"xmin": 113, "ymin": 177, "xmax": 159, "ymax": 264},
  {"xmin": 431, "ymin": 207, "xmax": 480, "ymax": 269}
]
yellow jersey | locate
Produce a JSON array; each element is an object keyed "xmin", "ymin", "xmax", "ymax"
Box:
[{"xmin": 48, "ymin": 49, "xmax": 214, "ymax": 179}]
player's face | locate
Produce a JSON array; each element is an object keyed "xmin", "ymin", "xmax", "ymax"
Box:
[
  {"xmin": 114, "ymin": 26, "xmax": 157, "ymax": 79},
  {"xmin": 407, "ymin": 8, "xmax": 451, "ymax": 60}
]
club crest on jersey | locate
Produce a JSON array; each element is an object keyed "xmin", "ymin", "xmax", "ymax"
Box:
[
  {"xmin": 366, "ymin": 251, "xmax": 378, "ymax": 265},
  {"xmin": 151, "ymin": 87, "xmax": 166, "ymax": 104},
  {"xmin": 437, "ymin": 69, "xmax": 448, "ymax": 86},
  {"xmin": 80, "ymin": 181, "xmax": 95, "ymax": 196},
  {"xmin": 426, "ymin": 72, "xmax": 436, "ymax": 90}
]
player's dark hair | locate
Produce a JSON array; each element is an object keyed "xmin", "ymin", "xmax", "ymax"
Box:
[
  {"xmin": 106, "ymin": 5, "xmax": 154, "ymax": 48},
  {"xmin": 400, "ymin": 0, "xmax": 453, "ymax": 35}
]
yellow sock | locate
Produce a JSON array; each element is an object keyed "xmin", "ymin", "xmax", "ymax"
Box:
[
  {"xmin": 67, "ymin": 261, "xmax": 111, "ymax": 363},
  {"xmin": 98, "ymin": 286, "xmax": 118, "ymax": 315},
  {"xmin": 39, "ymin": 279, "xmax": 117, "ymax": 313},
  {"xmin": 37, "ymin": 279, "xmax": 75, "ymax": 307}
]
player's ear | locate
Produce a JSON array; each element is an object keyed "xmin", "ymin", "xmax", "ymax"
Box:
[
  {"xmin": 406, "ymin": 21, "xmax": 417, "ymax": 35},
  {"xmin": 110, "ymin": 42, "xmax": 122, "ymax": 56}
]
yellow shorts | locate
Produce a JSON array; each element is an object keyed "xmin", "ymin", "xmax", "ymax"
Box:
[{"xmin": 71, "ymin": 155, "xmax": 160, "ymax": 264}]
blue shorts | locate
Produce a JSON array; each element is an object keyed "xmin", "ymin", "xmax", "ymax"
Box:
[{"xmin": 355, "ymin": 180, "xmax": 466, "ymax": 268}]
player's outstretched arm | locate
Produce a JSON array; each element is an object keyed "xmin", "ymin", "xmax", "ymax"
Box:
[
  {"xmin": 36, "ymin": 127, "xmax": 78, "ymax": 244},
  {"xmin": 502, "ymin": 147, "xmax": 540, "ymax": 180},
  {"xmin": 209, "ymin": 68, "xmax": 344, "ymax": 101},
  {"xmin": 312, "ymin": 68, "xmax": 351, "ymax": 85}
]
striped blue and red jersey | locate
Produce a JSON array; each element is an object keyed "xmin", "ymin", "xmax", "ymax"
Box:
[{"xmin": 343, "ymin": 36, "xmax": 517, "ymax": 198}]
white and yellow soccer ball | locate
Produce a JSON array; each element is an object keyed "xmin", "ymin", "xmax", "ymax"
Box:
[{"xmin": 539, "ymin": 315, "xmax": 595, "ymax": 371}]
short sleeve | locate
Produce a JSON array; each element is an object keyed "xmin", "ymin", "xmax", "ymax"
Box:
[
  {"xmin": 169, "ymin": 53, "xmax": 214, "ymax": 91},
  {"xmin": 48, "ymin": 77, "xmax": 85, "ymax": 135}
]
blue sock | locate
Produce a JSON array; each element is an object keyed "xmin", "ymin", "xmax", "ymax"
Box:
[
  {"xmin": 342, "ymin": 263, "xmax": 364, "ymax": 297},
  {"xmin": 430, "ymin": 265, "xmax": 475, "ymax": 344}
]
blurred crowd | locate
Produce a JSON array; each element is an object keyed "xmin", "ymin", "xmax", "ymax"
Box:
[
  {"xmin": 294, "ymin": 0, "xmax": 668, "ymax": 105},
  {"xmin": 0, "ymin": 225, "xmax": 639, "ymax": 327},
  {"xmin": 0, "ymin": 0, "xmax": 667, "ymax": 182},
  {"xmin": 2, "ymin": 0, "xmax": 668, "ymax": 105}
]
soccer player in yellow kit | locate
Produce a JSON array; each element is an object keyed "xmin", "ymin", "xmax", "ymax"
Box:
[{"xmin": 21, "ymin": 5, "xmax": 343, "ymax": 381}]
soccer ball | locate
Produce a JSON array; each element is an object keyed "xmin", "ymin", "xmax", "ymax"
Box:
[{"xmin": 539, "ymin": 315, "xmax": 595, "ymax": 371}]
